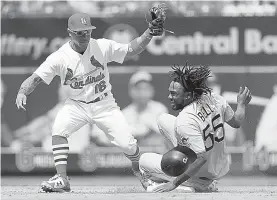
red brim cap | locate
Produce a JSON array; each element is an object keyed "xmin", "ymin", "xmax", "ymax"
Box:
[
  {"xmin": 72, "ymin": 25, "xmax": 96, "ymax": 31},
  {"xmin": 68, "ymin": 13, "xmax": 97, "ymax": 31}
]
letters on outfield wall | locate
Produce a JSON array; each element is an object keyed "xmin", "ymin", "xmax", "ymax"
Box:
[{"xmin": 1, "ymin": 17, "xmax": 277, "ymax": 66}]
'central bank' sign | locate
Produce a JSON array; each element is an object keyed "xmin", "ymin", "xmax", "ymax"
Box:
[
  {"xmin": 147, "ymin": 27, "xmax": 277, "ymax": 56},
  {"xmin": 2, "ymin": 17, "xmax": 277, "ymax": 66}
]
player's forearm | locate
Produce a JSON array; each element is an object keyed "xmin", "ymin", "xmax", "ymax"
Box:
[
  {"xmin": 126, "ymin": 29, "xmax": 153, "ymax": 58},
  {"xmin": 234, "ymin": 103, "xmax": 246, "ymax": 123},
  {"xmin": 172, "ymin": 156, "xmax": 206, "ymax": 187},
  {"xmin": 18, "ymin": 73, "xmax": 43, "ymax": 96},
  {"xmin": 230, "ymin": 104, "xmax": 246, "ymax": 128}
]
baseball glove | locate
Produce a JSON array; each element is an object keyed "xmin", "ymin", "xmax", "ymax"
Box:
[{"xmin": 146, "ymin": 3, "xmax": 174, "ymax": 36}]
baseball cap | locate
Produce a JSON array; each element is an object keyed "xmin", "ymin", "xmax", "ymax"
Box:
[
  {"xmin": 68, "ymin": 13, "xmax": 96, "ymax": 31},
  {"xmin": 129, "ymin": 70, "xmax": 152, "ymax": 87}
]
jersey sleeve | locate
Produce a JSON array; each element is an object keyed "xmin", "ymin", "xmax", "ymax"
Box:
[
  {"xmin": 175, "ymin": 116, "xmax": 205, "ymax": 154},
  {"xmin": 218, "ymin": 94, "xmax": 234, "ymax": 122},
  {"xmin": 106, "ymin": 39, "xmax": 128, "ymax": 64},
  {"xmin": 224, "ymin": 102, "xmax": 235, "ymax": 122},
  {"xmin": 213, "ymin": 93, "xmax": 234, "ymax": 122},
  {"xmin": 34, "ymin": 52, "xmax": 64, "ymax": 85}
]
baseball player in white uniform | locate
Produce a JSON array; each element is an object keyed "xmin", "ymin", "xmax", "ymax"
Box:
[
  {"xmin": 139, "ymin": 64, "xmax": 252, "ymax": 193},
  {"xmin": 15, "ymin": 11, "xmax": 165, "ymax": 192}
]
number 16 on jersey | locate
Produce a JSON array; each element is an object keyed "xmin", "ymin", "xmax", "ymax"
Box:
[{"xmin": 95, "ymin": 80, "xmax": 107, "ymax": 94}]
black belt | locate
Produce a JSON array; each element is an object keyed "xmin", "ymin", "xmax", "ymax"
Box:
[
  {"xmin": 78, "ymin": 92, "xmax": 108, "ymax": 104},
  {"xmin": 199, "ymin": 177, "xmax": 212, "ymax": 181}
]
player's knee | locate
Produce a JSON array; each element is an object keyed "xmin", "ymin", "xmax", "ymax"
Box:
[
  {"xmin": 157, "ymin": 113, "xmax": 168, "ymax": 126},
  {"xmin": 139, "ymin": 153, "xmax": 154, "ymax": 171},
  {"xmin": 157, "ymin": 113, "xmax": 172, "ymax": 131}
]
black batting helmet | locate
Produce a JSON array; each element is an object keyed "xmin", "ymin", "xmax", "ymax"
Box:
[{"xmin": 161, "ymin": 145, "xmax": 197, "ymax": 177}]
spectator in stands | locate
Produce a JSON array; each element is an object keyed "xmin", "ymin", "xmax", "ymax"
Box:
[
  {"xmin": 1, "ymin": 1, "xmax": 276, "ymax": 18},
  {"xmin": 122, "ymin": 70, "xmax": 168, "ymax": 148},
  {"xmin": 1, "ymin": 79, "xmax": 15, "ymax": 148},
  {"xmin": 255, "ymin": 83, "xmax": 277, "ymax": 152},
  {"xmin": 67, "ymin": 1, "xmax": 101, "ymax": 17}
]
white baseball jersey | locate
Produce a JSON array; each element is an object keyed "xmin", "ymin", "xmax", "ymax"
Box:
[
  {"xmin": 175, "ymin": 93, "xmax": 234, "ymax": 179},
  {"xmin": 34, "ymin": 38, "xmax": 128, "ymax": 102}
]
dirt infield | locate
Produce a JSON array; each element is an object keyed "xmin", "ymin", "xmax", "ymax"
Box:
[{"xmin": 1, "ymin": 176, "xmax": 277, "ymax": 200}]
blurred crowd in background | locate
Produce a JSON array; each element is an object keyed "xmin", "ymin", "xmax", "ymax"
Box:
[
  {"xmin": 1, "ymin": 69, "xmax": 250, "ymax": 153},
  {"xmin": 1, "ymin": 0, "xmax": 277, "ymax": 18},
  {"xmin": 2, "ymin": 70, "xmax": 171, "ymax": 153}
]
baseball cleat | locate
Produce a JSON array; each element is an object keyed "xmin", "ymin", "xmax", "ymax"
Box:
[
  {"xmin": 146, "ymin": 182, "xmax": 164, "ymax": 192},
  {"xmin": 207, "ymin": 180, "xmax": 218, "ymax": 192},
  {"xmin": 133, "ymin": 170, "xmax": 153, "ymax": 190},
  {"xmin": 194, "ymin": 180, "xmax": 218, "ymax": 193},
  {"xmin": 40, "ymin": 174, "xmax": 71, "ymax": 193}
]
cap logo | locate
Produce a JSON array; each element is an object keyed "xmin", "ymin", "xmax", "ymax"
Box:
[
  {"xmin": 80, "ymin": 17, "xmax": 87, "ymax": 25},
  {"xmin": 182, "ymin": 157, "xmax": 188, "ymax": 163}
]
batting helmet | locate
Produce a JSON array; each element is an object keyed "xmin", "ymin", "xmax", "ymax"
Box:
[{"xmin": 161, "ymin": 146, "xmax": 197, "ymax": 177}]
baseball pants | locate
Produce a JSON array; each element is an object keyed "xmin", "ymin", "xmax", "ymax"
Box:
[
  {"xmin": 52, "ymin": 92, "xmax": 137, "ymax": 155},
  {"xmin": 139, "ymin": 113, "xmax": 213, "ymax": 191}
]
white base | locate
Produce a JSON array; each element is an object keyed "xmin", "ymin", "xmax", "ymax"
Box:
[{"xmin": 146, "ymin": 182, "xmax": 195, "ymax": 193}]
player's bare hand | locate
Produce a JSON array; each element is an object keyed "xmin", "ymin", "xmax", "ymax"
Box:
[
  {"xmin": 237, "ymin": 86, "xmax": 252, "ymax": 105},
  {"xmin": 152, "ymin": 181, "xmax": 177, "ymax": 193},
  {"xmin": 15, "ymin": 93, "xmax": 27, "ymax": 111}
]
